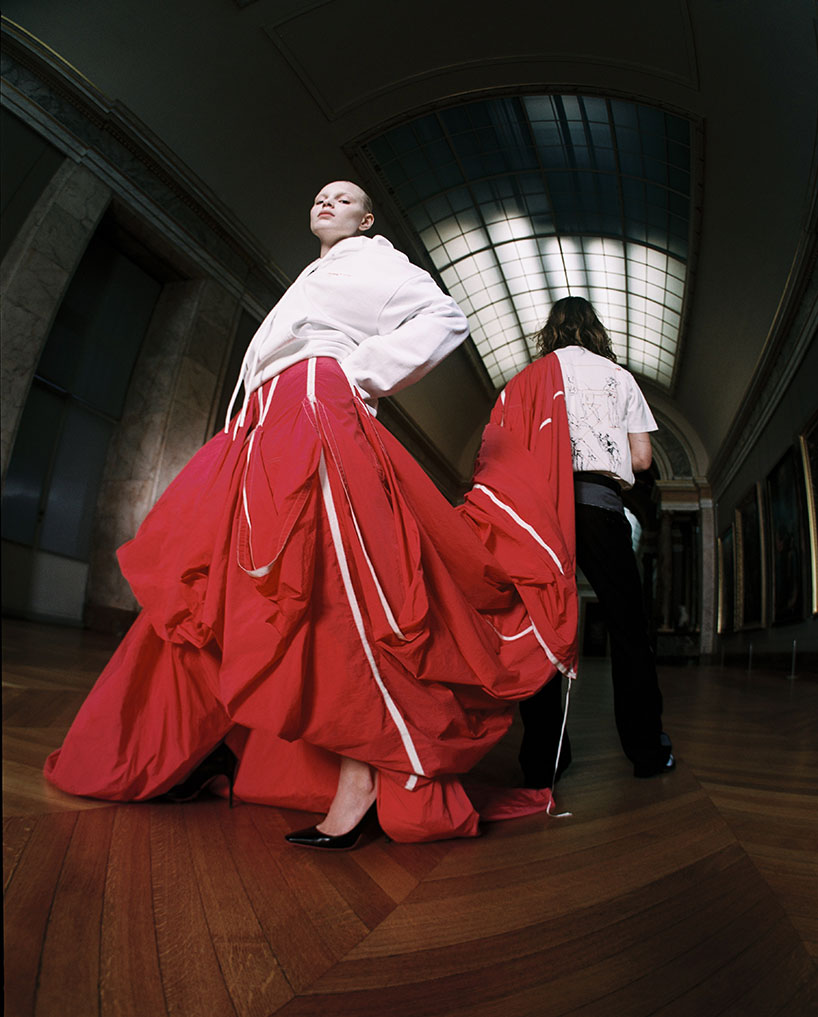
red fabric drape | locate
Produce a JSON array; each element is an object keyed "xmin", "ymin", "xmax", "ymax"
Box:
[{"xmin": 45, "ymin": 356, "xmax": 576, "ymax": 841}]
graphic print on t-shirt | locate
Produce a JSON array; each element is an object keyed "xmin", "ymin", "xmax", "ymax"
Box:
[{"xmin": 565, "ymin": 371, "xmax": 623, "ymax": 474}]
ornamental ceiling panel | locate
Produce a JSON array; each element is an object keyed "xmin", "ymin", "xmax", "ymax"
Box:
[{"xmin": 262, "ymin": 0, "xmax": 698, "ymax": 119}]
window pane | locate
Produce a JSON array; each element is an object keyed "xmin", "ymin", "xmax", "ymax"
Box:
[
  {"xmin": 39, "ymin": 404, "xmax": 114, "ymax": 560},
  {"xmin": 362, "ymin": 93, "xmax": 692, "ymax": 388},
  {"xmin": 1, "ymin": 384, "xmax": 63, "ymax": 546},
  {"xmin": 37, "ymin": 234, "xmax": 161, "ymax": 418}
]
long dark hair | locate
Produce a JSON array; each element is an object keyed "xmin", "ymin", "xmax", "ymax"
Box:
[{"xmin": 533, "ymin": 296, "xmax": 617, "ymax": 362}]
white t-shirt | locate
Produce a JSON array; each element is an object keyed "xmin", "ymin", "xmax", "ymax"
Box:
[{"xmin": 554, "ymin": 346, "xmax": 657, "ymax": 489}]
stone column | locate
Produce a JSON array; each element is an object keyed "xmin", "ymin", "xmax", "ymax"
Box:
[
  {"xmin": 1, "ymin": 160, "xmax": 111, "ymax": 480},
  {"xmin": 658, "ymin": 510, "xmax": 674, "ymax": 631},
  {"xmin": 85, "ymin": 277, "xmax": 242, "ymax": 628},
  {"xmin": 698, "ymin": 487, "xmax": 717, "ymax": 657}
]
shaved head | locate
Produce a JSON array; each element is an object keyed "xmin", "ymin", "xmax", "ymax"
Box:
[{"xmin": 332, "ymin": 180, "xmax": 372, "ymax": 214}]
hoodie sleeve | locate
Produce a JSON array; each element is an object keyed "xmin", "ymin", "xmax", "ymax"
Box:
[{"xmin": 339, "ymin": 266, "xmax": 469, "ymax": 404}]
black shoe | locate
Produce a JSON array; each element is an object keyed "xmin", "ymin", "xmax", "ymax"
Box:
[
  {"xmin": 285, "ymin": 803, "xmax": 377, "ymax": 851},
  {"xmin": 163, "ymin": 742, "xmax": 238, "ymax": 807},
  {"xmin": 633, "ymin": 752, "xmax": 676, "ymax": 779}
]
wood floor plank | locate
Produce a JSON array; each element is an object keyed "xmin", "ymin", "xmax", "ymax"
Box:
[
  {"xmin": 4, "ymin": 812, "xmax": 77, "ymax": 1017},
  {"xmin": 184, "ymin": 803, "xmax": 294, "ymax": 1016},
  {"xmin": 773, "ymin": 966, "xmax": 818, "ymax": 1016},
  {"xmin": 306, "ymin": 846, "xmax": 754, "ymax": 993},
  {"xmin": 99, "ymin": 807, "xmax": 168, "ymax": 1017},
  {"xmin": 375, "ymin": 837, "xmax": 452, "ymax": 881},
  {"xmin": 694, "ymin": 937, "xmax": 818, "ymax": 1017},
  {"xmin": 296, "ymin": 855, "xmax": 774, "ymax": 1016},
  {"xmin": 244, "ymin": 805, "xmax": 374, "ymax": 981},
  {"xmin": 34, "ymin": 809, "xmax": 114, "ymax": 1017},
  {"xmin": 660, "ymin": 913, "xmax": 814, "ymax": 1017},
  {"xmin": 350, "ymin": 838, "xmax": 428, "ymax": 901},
  {"xmin": 342, "ymin": 798, "xmax": 736, "ymax": 958},
  {"xmin": 149, "ymin": 807, "xmax": 237, "ymax": 1017},
  {"xmin": 3, "ymin": 733, "xmax": 112, "ymax": 816},
  {"xmin": 314, "ymin": 851, "xmax": 407, "ymax": 930},
  {"xmin": 420, "ymin": 789, "xmax": 709, "ymax": 882},
  {"xmin": 3, "ymin": 689, "xmax": 87, "ymax": 728},
  {"xmin": 4, "ymin": 621, "xmax": 817, "ymax": 1017},
  {"xmin": 3, "ymin": 814, "xmax": 36, "ymax": 890},
  {"xmin": 564, "ymin": 903, "xmax": 788, "ymax": 1016}
]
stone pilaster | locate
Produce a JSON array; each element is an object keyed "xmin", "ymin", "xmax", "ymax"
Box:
[
  {"xmin": 1, "ymin": 160, "xmax": 111, "ymax": 480},
  {"xmin": 85, "ymin": 278, "xmax": 242, "ymax": 620},
  {"xmin": 698, "ymin": 489, "xmax": 717, "ymax": 657}
]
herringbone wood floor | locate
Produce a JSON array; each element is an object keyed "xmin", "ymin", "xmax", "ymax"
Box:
[{"xmin": 4, "ymin": 619, "xmax": 817, "ymax": 1016}]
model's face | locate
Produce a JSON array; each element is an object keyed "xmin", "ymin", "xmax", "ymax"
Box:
[{"xmin": 310, "ymin": 182, "xmax": 373, "ymax": 251}]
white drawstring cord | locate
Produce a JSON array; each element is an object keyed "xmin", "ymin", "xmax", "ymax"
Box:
[
  {"xmin": 224, "ymin": 340, "xmax": 265, "ymax": 437},
  {"xmin": 237, "ymin": 376, "xmax": 280, "ymax": 572},
  {"xmin": 258, "ymin": 376, "xmax": 278, "ymax": 427},
  {"xmin": 223, "ymin": 368, "xmax": 246, "ymax": 435}
]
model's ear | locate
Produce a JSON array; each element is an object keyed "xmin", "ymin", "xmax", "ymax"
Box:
[{"xmin": 358, "ymin": 212, "xmax": 375, "ymax": 233}]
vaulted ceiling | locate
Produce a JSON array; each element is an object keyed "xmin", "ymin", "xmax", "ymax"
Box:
[{"xmin": 4, "ymin": 0, "xmax": 817, "ymax": 477}]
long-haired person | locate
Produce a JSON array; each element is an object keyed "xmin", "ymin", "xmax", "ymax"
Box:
[
  {"xmin": 45, "ymin": 182, "xmax": 577, "ymax": 846},
  {"xmin": 516, "ymin": 296, "xmax": 674, "ymax": 786}
]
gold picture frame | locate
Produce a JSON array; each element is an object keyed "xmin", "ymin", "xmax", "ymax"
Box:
[
  {"xmin": 734, "ymin": 482, "xmax": 766, "ymax": 630},
  {"xmin": 717, "ymin": 523, "xmax": 735, "ymax": 635},
  {"xmin": 766, "ymin": 444, "xmax": 809, "ymax": 624},
  {"xmin": 799, "ymin": 414, "xmax": 818, "ymax": 616}
]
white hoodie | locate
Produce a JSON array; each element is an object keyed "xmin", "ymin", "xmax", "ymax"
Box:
[{"xmin": 226, "ymin": 235, "xmax": 468, "ymax": 423}]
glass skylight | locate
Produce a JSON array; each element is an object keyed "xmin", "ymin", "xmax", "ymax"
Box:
[{"xmin": 362, "ymin": 95, "xmax": 692, "ymax": 388}]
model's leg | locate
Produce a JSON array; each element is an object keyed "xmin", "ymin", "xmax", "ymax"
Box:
[
  {"xmin": 574, "ymin": 504, "xmax": 669, "ymax": 773},
  {"xmin": 316, "ymin": 756, "xmax": 377, "ymax": 835},
  {"xmin": 518, "ymin": 677, "xmax": 572, "ymax": 787}
]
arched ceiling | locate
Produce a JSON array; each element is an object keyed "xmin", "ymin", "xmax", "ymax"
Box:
[
  {"xmin": 359, "ymin": 94, "xmax": 693, "ymax": 390},
  {"xmin": 3, "ymin": 0, "xmax": 817, "ymax": 470}
]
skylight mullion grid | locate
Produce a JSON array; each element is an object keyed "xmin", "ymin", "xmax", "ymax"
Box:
[
  {"xmin": 433, "ymin": 110, "xmax": 540, "ymax": 382},
  {"xmin": 362, "ymin": 95, "xmax": 691, "ymax": 389},
  {"xmin": 605, "ymin": 98, "xmax": 632, "ymax": 365}
]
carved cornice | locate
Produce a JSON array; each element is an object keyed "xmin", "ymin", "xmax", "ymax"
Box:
[
  {"xmin": 708, "ymin": 162, "xmax": 818, "ymax": 499},
  {"xmin": 0, "ymin": 18, "xmax": 286, "ymax": 312}
]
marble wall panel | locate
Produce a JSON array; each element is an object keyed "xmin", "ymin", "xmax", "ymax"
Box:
[
  {"xmin": 199, "ymin": 277, "xmax": 239, "ymax": 335},
  {"xmin": 188, "ymin": 316, "xmax": 228, "ymax": 376},
  {"xmin": 84, "ymin": 281, "xmax": 202, "ymax": 613},
  {"xmin": 1, "ymin": 160, "xmax": 111, "ymax": 478},
  {"xmin": 85, "ymin": 277, "xmax": 241, "ymax": 616},
  {"xmin": 88, "ymin": 479, "xmax": 157, "ymax": 612}
]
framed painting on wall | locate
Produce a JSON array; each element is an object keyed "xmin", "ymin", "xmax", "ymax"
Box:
[
  {"xmin": 735, "ymin": 482, "xmax": 766, "ymax": 630},
  {"xmin": 766, "ymin": 444, "xmax": 809, "ymax": 624},
  {"xmin": 799, "ymin": 412, "xmax": 818, "ymax": 616},
  {"xmin": 717, "ymin": 524, "xmax": 734, "ymax": 635}
]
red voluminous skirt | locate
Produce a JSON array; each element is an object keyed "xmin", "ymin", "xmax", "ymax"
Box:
[{"xmin": 44, "ymin": 358, "xmax": 576, "ymax": 841}]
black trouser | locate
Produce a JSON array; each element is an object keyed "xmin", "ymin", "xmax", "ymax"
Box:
[
  {"xmin": 519, "ymin": 501, "xmax": 667, "ymax": 784},
  {"xmin": 519, "ymin": 672, "xmax": 570, "ymax": 788}
]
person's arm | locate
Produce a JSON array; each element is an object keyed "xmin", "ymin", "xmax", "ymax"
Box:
[
  {"xmin": 628, "ymin": 431, "xmax": 653, "ymax": 472},
  {"xmin": 340, "ymin": 270, "xmax": 468, "ymax": 402}
]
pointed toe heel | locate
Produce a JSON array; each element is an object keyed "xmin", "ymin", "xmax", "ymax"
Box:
[{"xmin": 285, "ymin": 804, "xmax": 377, "ymax": 851}]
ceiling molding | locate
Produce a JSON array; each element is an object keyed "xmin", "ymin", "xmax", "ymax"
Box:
[
  {"xmin": 708, "ymin": 180, "xmax": 818, "ymax": 500},
  {"xmin": 262, "ymin": 0, "xmax": 699, "ymax": 122},
  {"xmin": 0, "ymin": 18, "xmax": 288, "ymax": 312}
]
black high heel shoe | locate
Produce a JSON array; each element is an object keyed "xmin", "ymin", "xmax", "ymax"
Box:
[
  {"xmin": 163, "ymin": 742, "xmax": 239, "ymax": 807},
  {"xmin": 285, "ymin": 803, "xmax": 377, "ymax": 851}
]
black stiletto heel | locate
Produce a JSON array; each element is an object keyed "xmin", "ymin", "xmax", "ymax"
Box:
[
  {"xmin": 285, "ymin": 803, "xmax": 377, "ymax": 851},
  {"xmin": 163, "ymin": 743, "xmax": 239, "ymax": 807}
]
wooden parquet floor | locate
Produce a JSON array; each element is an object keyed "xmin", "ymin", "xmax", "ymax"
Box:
[{"xmin": 4, "ymin": 619, "xmax": 817, "ymax": 1017}]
